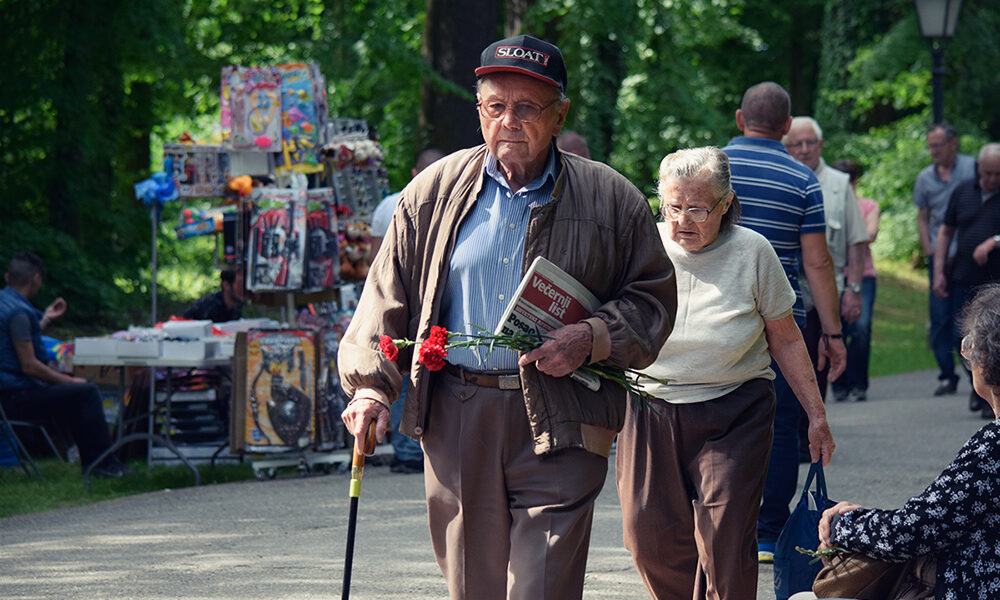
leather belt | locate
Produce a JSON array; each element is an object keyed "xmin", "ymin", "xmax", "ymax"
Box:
[{"xmin": 442, "ymin": 363, "xmax": 521, "ymax": 390}]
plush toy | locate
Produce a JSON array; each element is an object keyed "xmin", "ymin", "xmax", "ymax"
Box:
[{"xmin": 338, "ymin": 222, "xmax": 372, "ymax": 281}]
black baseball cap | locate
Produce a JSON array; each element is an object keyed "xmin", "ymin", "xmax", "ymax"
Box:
[{"xmin": 475, "ymin": 35, "xmax": 567, "ymax": 93}]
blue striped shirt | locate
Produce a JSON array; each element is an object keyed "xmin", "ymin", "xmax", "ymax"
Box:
[
  {"xmin": 440, "ymin": 147, "xmax": 558, "ymax": 369},
  {"xmin": 723, "ymin": 136, "xmax": 826, "ymax": 326}
]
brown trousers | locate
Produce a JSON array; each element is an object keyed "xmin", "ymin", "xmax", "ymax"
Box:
[
  {"xmin": 421, "ymin": 371, "xmax": 608, "ymax": 600},
  {"xmin": 616, "ymin": 378, "xmax": 775, "ymax": 600}
]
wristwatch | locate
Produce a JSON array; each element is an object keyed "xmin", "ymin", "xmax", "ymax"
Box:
[{"xmin": 846, "ymin": 282, "xmax": 862, "ymax": 294}]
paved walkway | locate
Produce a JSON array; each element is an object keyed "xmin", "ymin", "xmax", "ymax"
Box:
[{"xmin": 0, "ymin": 369, "xmax": 990, "ymax": 599}]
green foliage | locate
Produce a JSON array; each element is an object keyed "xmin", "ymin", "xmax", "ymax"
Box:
[
  {"xmin": 824, "ymin": 115, "xmax": 987, "ymax": 263},
  {"xmin": 4, "ymin": 0, "xmax": 1000, "ymax": 327}
]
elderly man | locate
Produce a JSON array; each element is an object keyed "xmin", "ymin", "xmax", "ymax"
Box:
[
  {"xmin": 0, "ymin": 252, "xmax": 128, "ymax": 478},
  {"xmin": 933, "ymin": 143, "xmax": 1000, "ymax": 416},
  {"xmin": 783, "ymin": 117, "xmax": 868, "ymax": 406},
  {"xmin": 915, "ymin": 123, "xmax": 977, "ymax": 397},
  {"xmin": 723, "ymin": 82, "xmax": 844, "ymax": 564},
  {"xmin": 339, "ymin": 35, "xmax": 676, "ymax": 599}
]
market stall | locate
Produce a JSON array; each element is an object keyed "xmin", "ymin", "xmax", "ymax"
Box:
[{"xmin": 72, "ymin": 61, "xmax": 392, "ymax": 476}]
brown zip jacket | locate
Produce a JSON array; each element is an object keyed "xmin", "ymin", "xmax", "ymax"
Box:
[{"xmin": 338, "ymin": 144, "xmax": 676, "ymax": 456}]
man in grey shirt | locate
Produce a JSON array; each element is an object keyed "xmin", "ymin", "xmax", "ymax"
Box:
[{"xmin": 914, "ymin": 123, "xmax": 976, "ymax": 396}]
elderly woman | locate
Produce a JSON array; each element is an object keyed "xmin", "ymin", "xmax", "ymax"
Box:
[
  {"xmin": 814, "ymin": 283, "xmax": 1000, "ymax": 599},
  {"xmin": 616, "ymin": 146, "xmax": 836, "ymax": 600}
]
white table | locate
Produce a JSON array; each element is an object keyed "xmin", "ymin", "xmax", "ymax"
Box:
[{"xmin": 73, "ymin": 354, "xmax": 233, "ymax": 486}]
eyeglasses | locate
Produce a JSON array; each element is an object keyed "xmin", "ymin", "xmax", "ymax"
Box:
[
  {"xmin": 477, "ymin": 98, "xmax": 559, "ymax": 123},
  {"xmin": 662, "ymin": 194, "xmax": 727, "ymax": 224},
  {"xmin": 785, "ymin": 139, "xmax": 821, "ymax": 151},
  {"xmin": 961, "ymin": 335, "xmax": 976, "ymax": 369}
]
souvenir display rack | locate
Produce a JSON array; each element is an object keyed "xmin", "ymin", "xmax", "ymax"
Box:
[{"xmin": 144, "ymin": 62, "xmax": 393, "ymax": 473}]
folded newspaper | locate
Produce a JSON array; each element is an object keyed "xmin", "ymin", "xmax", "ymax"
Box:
[{"xmin": 495, "ymin": 256, "xmax": 602, "ymax": 391}]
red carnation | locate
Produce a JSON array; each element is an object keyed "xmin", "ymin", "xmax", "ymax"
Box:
[
  {"xmin": 379, "ymin": 335, "xmax": 399, "ymax": 361},
  {"xmin": 428, "ymin": 326, "xmax": 449, "ymax": 347},
  {"xmin": 418, "ymin": 340, "xmax": 448, "ymax": 371}
]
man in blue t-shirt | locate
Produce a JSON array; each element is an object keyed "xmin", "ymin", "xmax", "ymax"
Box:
[
  {"xmin": 914, "ymin": 123, "xmax": 977, "ymax": 397},
  {"xmin": 0, "ymin": 252, "xmax": 126, "ymax": 478},
  {"xmin": 723, "ymin": 82, "xmax": 845, "ymax": 563}
]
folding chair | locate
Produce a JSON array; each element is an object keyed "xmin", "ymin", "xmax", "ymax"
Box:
[{"xmin": 0, "ymin": 400, "xmax": 64, "ymax": 479}]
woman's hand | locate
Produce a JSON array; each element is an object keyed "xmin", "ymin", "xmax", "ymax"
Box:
[
  {"xmin": 818, "ymin": 501, "xmax": 866, "ymax": 546},
  {"xmin": 807, "ymin": 416, "xmax": 836, "ymax": 466}
]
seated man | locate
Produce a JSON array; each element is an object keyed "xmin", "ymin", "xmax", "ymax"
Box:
[
  {"xmin": 182, "ymin": 269, "xmax": 243, "ymax": 323},
  {"xmin": 0, "ymin": 252, "xmax": 127, "ymax": 478}
]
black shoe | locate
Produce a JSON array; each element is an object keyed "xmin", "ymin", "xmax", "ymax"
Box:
[
  {"xmin": 390, "ymin": 458, "xmax": 424, "ymax": 474},
  {"xmin": 849, "ymin": 389, "xmax": 867, "ymax": 402},
  {"xmin": 970, "ymin": 391, "xmax": 985, "ymax": 412},
  {"xmin": 934, "ymin": 378, "xmax": 959, "ymax": 396},
  {"xmin": 832, "ymin": 388, "xmax": 849, "ymax": 402}
]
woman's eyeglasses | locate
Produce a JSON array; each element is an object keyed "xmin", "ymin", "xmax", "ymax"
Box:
[
  {"xmin": 661, "ymin": 194, "xmax": 726, "ymax": 224},
  {"xmin": 961, "ymin": 335, "xmax": 976, "ymax": 369}
]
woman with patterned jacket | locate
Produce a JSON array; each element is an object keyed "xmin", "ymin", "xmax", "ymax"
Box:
[{"xmin": 817, "ymin": 283, "xmax": 1000, "ymax": 599}]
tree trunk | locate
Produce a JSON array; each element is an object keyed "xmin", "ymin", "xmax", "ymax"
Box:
[
  {"xmin": 421, "ymin": 0, "xmax": 499, "ymax": 153},
  {"xmin": 503, "ymin": 0, "xmax": 533, "ymax": 37}
]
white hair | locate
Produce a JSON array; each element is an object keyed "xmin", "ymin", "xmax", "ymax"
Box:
[
  {"xmin": 786, "ymin": 116, "xmax": 824, "ymax": 141},
  {"xmin": 978, "ymin": 143, "xmax": 1000, "ymax": 162},
  {"xmin": 657, "ymin": 146, "xmax": 739, "ymax": 231}
]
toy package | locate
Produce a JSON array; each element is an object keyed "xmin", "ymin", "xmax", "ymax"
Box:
[
  {"xmin": 164, "ymin": 144, "xmax": 231, "ymax": 198},
  {"xmin": 174, "ymin": 207, "xmax": 228, "ymax": 240},
  {"xmin": 247, "ymin": 189, "xmax": 307, "ymax": 291},
  {"xmin": 321, "ymin": 118, "xmax": 389, "ymax": 223},
  {"xmin": 274, "ymin": 62, "xmax": 324, "ymax": 174},
  {"xmin": 233, "ymin": 330, "xmax": 316, "ymax": 453},
  {"xmin": 222, "ymin": 66, "xmax": 283, "ymax": 152},
  {"xmin": 314, "ymin": 328, "xmax": 349, "ymax": 451},
  {"xmin": 304, "ymin": 188, "xmax": 340, "ymax": 292}
]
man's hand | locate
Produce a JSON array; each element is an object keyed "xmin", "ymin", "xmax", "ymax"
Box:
[
  {"xmin": 817, "ymin": 335, "xmax": 846, "ymax": 381},
  {"xmin": 341, "ymin": 397, "xmax": 390, "ymax": 455},
  {"xmin": 972, "ymin": 237, "xmax": 998, "ymax": 266},
  {"xmin": 518, "ymin": 322, "xmax": 592, "ymax": 377},
  {"xmin": 932, "ymin": 270, "xmax": 949, "ymax": 298},
  {"xmin": 840, "ymin": 290, "xmax": 862, "ymax": 323},
  {"xmin": 41, "ymin": 297, "xmax": 67, "ymax": 328}
]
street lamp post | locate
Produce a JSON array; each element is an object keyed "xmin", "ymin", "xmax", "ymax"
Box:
[{"xmin": 914, "ymin": 0, "xmax": 963, "ymax": 124}]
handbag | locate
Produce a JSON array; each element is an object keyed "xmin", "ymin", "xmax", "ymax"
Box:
[
  {"xmin": 813, "ymin": 553, "xmax": 936, "ymax": 600},
  {"xmin": 773, "ymin": 462, "xmax": 836, "ymax": 600},
  {"xmin": 812, "ymin": 552, "xmax": 908, "ymax": 599}
]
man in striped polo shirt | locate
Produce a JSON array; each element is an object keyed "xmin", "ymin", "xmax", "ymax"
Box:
[{"xmin": 723, "ymin": 82, "xmax": 845, "ymax": 564}]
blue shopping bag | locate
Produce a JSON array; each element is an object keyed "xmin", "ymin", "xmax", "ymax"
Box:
[{"xmin": 773, "ymin": 462, "xmax": 835, "ymax": 600}]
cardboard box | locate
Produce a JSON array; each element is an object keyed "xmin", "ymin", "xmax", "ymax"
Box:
[
  {"xmin": 74, "ymin": 337, "xmax": 119, "ymax": 357},
  {"xmin": 116, "ymin": 339, "xmax": 161, "ymax": 358},
  {"xmin": 232, "ymin": 329, "xmax": 315, "ymax": 453},
  {"xmin": 160, "ymin": 339, "xmax": 210, "ymax": 360},
  {"xmin": 162, "ymin": 320, "xmax": 213, "ymax": 339}
]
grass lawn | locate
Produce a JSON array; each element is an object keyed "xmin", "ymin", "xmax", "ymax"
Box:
[
  {"xmin": 869, "ymin": 259, "xmax": 936, "ymax": 378},
  {"xmin": 0, "ymin": 459, "xmax": 255, "ymax": 518},
  {"xmin": 0, "ymin": 260, "xmax": 937, "ymax": 518}
]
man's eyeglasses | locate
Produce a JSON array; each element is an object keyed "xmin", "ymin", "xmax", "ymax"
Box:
[
  {"xmin": 785, "ymin": 139, "xmax": 821, "ymax": 151},
  {"xmin": 661, "ymin": 194, "xmax": 727, "ymax": 224},
  {"xmin": 477, "ymin": 98, "xmax": 559, "ymax": 123},
  {"xmin": 961, "ymin": 334, "xmax": 976, "ymax": 369}
]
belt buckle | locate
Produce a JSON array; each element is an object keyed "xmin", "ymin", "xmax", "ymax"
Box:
[{"xmin": 498, "ymin": 374, "xmax": 521, "ymax": 390}]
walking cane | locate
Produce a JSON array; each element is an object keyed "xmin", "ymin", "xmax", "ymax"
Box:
[{"xmin": 342, "ymin": 420, "xmax": 376, "ymax": 600}]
